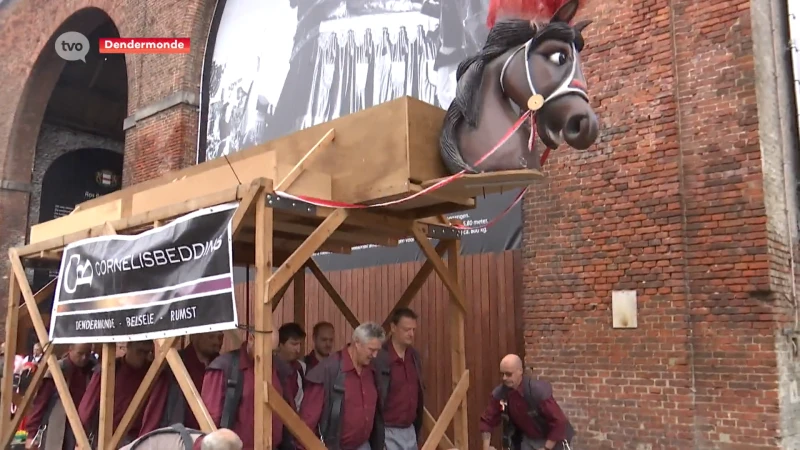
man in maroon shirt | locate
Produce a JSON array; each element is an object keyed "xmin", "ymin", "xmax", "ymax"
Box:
[
  {"xmin": 25, "ymin": 343, "xmax": 94, "ymax": 450},
  {"xmin": 374, "ymin": 308, "xmax": 424, "ymax": 450},
  {"xmin": 201, "ymin": 329, "xmax": 296, "ymax": 450},
  {"xmin": 137, "ymin": 331, "xmax": 223, "ymax": 435},
  {"xmin": 276, "ymin": 322, "xmax": 307, "ymax": 409},
  {"xmin": 300, "ymin": 322, "xmax": 386, "ymax": 450},
  {"xmin": 78, "ymin": 340, "xmax": 155, "ymax": 447},
  {"xmin": 301, "ymin": 321, "xmax": 334, "ymax": 372},
  {"xmin": 479, "ymin": 354, "xmax": 573, "ymax": 450}
]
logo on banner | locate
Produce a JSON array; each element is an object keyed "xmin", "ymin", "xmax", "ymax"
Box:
[
  {"xmin": 50, "ymin": 203, "xmax": 240, "ymax": 344},
  {"xmin": 63, "ymin": 254, "xmax": 94, "ymax": 294}
]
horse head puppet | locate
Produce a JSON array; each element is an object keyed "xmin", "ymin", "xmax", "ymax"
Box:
[{"xmin": 439, "ymin": 0, "xmax": 599, "ymax": 174}]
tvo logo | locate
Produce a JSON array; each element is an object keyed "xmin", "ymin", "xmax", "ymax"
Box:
[
  {"xmin": 63, "ymin": 254, "xmax": 94, "ymax": 294},
  {"xmin": 55, "ymin": 31, "xmax": 90, "ymax": 62}
]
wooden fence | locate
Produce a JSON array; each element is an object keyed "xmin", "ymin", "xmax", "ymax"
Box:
[{"xmin": 226, "ymin": 250, "xmax": 524, "ymax": 450}]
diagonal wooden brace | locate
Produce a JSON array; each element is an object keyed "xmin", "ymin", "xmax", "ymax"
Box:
[
  {"xmin": 165, "ymin": 348, "xmax": 215, "ymax": 432},
  {"xmin": 231, "ymin": 178, "xmax": 270, "ymax": 239},
  {"xmin": 421, "ymin": 370, "xmax": 470, "ymax": 450},
  {"xmin": 0, "ymin": 344, "xmax": 55, "ymax": 447},
  {"xmin": 16, "ymin": 277, "xmax": 57, "ymax": 344},
  {"xmin": 8, "ymin": 248, "xmax": 91, "ymax": 449},
  {"xmin": 265, "ymin": 382, "xmax": 326, "ymax": 450},
  {"xmin": 381, "ymin": 241, "xmax": 448, "ymax": 330},
  {"xmin": 109, "ymin": 337, "xmax": 178, "ymax": 448},
  {"xmin": 410, "ymin": 226, "xmax": 466, "ymax": 312},
  {"xmin": 265, "ymin": 209, "xmax": 348, "ymax": 305},
  {"xmin": 306, "ymin": 260, "xmax": 360, "ymax": 329},
  {"xmin": 275, "ymin": 129, "xmax": 335, "ymax": 192}
]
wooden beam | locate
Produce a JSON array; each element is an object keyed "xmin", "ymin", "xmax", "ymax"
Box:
[
  {"xmin": 265, "ymin": 209, "xmax": 348, "ymax": 306},
  {"xmin": 17, "ymin": 185, "xmax": 248, "ymax": 257},
  {"xmin": 231, "ymin": 178, "xmax": 269, "ymax": 238},
  {"xmin": 255, "ymin": 188, "xmax": 275, "ymax": 449},
  {"xmin": 97, "ymin": 224, "xmax": 118, "ymax": 450},
  {"xmin": 275, "ymin": 129, "xmax": 335, "ymax": 192},
  {"xmin": 0, "ymin": 344, "xmax": 55, "ymax": 447},
  {"xmin": 16, "ymin": 277, "xmax": 56, "ymax": 329},
  {"xmin": 265, "ymin": 383, "xmax": 326, "ymax": 450},
  {"xmin": 306, "ymin": 260, "xmax": 360, "ymax": 329},
  {"xmin": 272, "ymin": 221, "xmax": 397, "ymax": 248},
  {"xmin": 293, "ymin": 270, "xmax": 306, "ymax": 353},
  {"xmin": 109, "ymin": 337, "xmax": 178, "ymax": 448},
  {"xmin": 422, "ymin": 410, "xmax": 455, "ymax": 450},
  {"xmin": 98, "ymin": 343, "xmax": 116, "ymax": 450},
  {"xmin": 0, "ymin": 264, "xmax": 20, "ymax": 435},
  {"xmin": 411, "ymin": 227, "xmax": 466, "ymax": 312},
  {"xmin": 272, "ymin": 280, "xmax": 292, "ymax": 312},
  {"xmin": 381, "ymin": 241, "xmax": 448, "ymax": 330},
  {"xmin": 8, "ymin": 249, "xmax": 91, "ymax": 449},
  {"xmin": 421, "ymin": 370, "xmax": 469, "ymax": 450},
  {"xmin": 447, "ymin": 240, "xmax": 468, "ymax": 450}
]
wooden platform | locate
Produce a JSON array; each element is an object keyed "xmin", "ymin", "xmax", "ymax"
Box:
[{"xmin": 29, "ymin": 97, "xmax": 544, "ymax": 246}]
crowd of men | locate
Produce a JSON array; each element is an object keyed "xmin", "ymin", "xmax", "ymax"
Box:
[{"xmin": 16, "ymin": 307, "xmax": 574, "ymax": 450}]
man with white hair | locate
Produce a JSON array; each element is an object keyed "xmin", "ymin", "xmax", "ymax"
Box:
[{"xmin": 300, "ymin": 322, "xmax": 387, "ymax": 450}]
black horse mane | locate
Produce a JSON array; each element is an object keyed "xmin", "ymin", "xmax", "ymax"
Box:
[{"xmin": 439, "ymin": 19, "xmax": 585, "ymax": 174}]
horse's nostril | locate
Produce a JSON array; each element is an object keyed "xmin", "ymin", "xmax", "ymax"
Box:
[{"xmin": 565, "ymin": 115, "xmax": 587, "ymax": 137}]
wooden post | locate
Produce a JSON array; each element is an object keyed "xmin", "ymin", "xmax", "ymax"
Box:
[
  {"xmin": 255, "ymin": 187, "xmax": 274, "ymax": 450},
  {"xmin": 7, "ymin": 249, "xmax": 91, "ymax": 449},
  {"xmin": 0, "ymin": 269, "xmax": 20, "ymax": 432},
  {"xmin": 447, "ymin": 239, "xmax": 468, "ymax": 450},
  {"xmin": 98, "ymin": 343, "xmax": 116, "ymax": 450},
  {"xmin": 293, "ymin": 270, "xmax": 306, "ymax": 352}
]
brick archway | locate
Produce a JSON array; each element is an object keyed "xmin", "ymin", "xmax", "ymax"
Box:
[{"xmin": 0, "ymin": 6, "xmax": 126, "ymax": 338}]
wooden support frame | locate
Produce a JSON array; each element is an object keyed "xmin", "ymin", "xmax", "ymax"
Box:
[{"xmin": 1, "ymin": 167, "xmax": 472, "ymax": 450}]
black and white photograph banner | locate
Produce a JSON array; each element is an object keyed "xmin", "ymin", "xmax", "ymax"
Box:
[{"xmin": 49, "ymin": 203, "xmax": 239, "ymax": 344}]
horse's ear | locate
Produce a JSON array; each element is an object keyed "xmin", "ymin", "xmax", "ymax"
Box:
[
  {"xmin": 574, "ymin": 19, "xmax": 592, "ymax": 34},
  {"xmin": 551, "ymin": 0, "xmax": 580, "ymax": 24}
]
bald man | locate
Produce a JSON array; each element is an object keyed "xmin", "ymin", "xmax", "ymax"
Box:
[{"xmin": 479, "ymin": 355, "xmax": 573, "ymax": 450}]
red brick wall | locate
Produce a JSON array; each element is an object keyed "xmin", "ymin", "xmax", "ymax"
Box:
[{"xmin": 521, "ymin": 0, "xmax": 785, "ymax": 448}]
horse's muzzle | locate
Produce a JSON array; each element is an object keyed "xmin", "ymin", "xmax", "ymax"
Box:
[{"xmin": 538, "ymin": 95, "xmax": 599, "ymax": 150}]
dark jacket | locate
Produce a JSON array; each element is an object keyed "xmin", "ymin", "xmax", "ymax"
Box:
[
  {"xmin": 372, "ymin": 342, "xmax": 424, "ymax": 434},
  {"xmin": 34, "ymin": 357, "xmax": 95, "ymax": 450},
  {"xmin": 491, "ymin": 376, "xmax": 574, "ymax": 449},
  {"xmin": 304, "ymin": 351, "xmax": 385, "ymax": 450}
]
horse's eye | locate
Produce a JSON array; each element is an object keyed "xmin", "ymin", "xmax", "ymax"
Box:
[{"xmin": 548, "ymin": 52, "xmax": 567, "ymax": 65}]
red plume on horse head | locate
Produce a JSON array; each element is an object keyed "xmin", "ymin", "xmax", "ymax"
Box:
[{"xmin": 486, "ymin": 0, "xmax": 581, "ymax": 28}]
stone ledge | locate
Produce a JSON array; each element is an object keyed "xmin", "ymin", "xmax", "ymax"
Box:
[
  {"xmin": 0, "ymin": 179, "xmax": 33, "ymax": 193},
  {"xmin": 123, "ymin": 90, "xmax": 199, "ymax": 130}
]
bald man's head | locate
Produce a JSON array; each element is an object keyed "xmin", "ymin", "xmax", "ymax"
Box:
[
  {"xmin": 201, "ymin": 428, "xmax": 242, "ymax": 450},
  {"xmin": 499, "ymin": 354, "xmax": 524, "ymax": 388}
]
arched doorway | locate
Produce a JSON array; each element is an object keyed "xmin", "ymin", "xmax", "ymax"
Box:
[{"xmin": 6, "ymin": 8, "xmax": 128, "ymax": 354}]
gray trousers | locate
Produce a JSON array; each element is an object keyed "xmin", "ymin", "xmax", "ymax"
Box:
[
  {"xmin": 385, "ymin": 426, "xmax": 417, "ymax": 450},
  {"xmin": 520, "ymin": 436, "xmax": 571, "ymax": 450}
]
